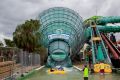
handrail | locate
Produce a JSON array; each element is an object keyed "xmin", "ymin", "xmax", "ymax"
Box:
[{"xmin": 91, "ymin": 28, "xmax": 96, "ymax": 64}]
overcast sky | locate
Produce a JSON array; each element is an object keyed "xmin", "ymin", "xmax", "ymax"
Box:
[{"xmin": 0, "ymin": 0, "xmax": 120, "ymax": 43}]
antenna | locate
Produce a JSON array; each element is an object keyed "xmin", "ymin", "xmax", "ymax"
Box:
[
  {"xmin": 95, "ymin": 6, "xmax": 98, "ymax": 16},
  {"xmin": 95, "ymin": 5, "xmax": 98, "ymax": 23}
]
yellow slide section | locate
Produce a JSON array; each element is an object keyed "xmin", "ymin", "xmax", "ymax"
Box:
[
  {"xmin": 94, "ymin": 63, "xmax": 112, "ymax": 73},
  {"xmin": 47, "ymin": 69, "xmax": 66, "ymax": 74}
]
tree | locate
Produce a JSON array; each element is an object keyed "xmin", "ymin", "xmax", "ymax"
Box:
[
  {"xmin": 4, "ymin": 39, "xmax": 15, "ymax": 47},
  {"xmin": 0, "ymin": 41, "xmax": 4, "ymax": 47},
  {"xmin": 84, "ymin": 16, "xmax": 102, "ymax": 27},
  {"xmin": 13, "ymin": 19, "xmax": 48, "ymax": 65},
  {"xmin": 13, "ymin": 19, "xmax": 41, "ymax": 52},
  {"xmin": 35, "ymin": 46, "xmax": 47, "ymax": 65}
]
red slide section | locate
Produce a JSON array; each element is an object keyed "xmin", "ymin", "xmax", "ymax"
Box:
[
  {"xmin": 117, "ymin": 40, "xmax": 120, "ymax": 44},
  {"xmin": 101, "ymin": 33, "xmax": 120, "ymax": 59}
]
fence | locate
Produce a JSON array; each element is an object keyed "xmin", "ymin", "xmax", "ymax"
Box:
[
  {"xmin": 19, "ymin": 50, "xmax": 40, "ymax": 66},
  {"xmin": 0, "ymin": 48, "xmax": 41, "ymax": 79}
]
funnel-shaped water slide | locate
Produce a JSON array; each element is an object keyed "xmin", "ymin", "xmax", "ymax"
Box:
[{"xmin": 39, "ymin": 7, "xmax": 85, "ymax": 67}]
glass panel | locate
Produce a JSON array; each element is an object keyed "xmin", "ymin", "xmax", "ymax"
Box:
[{"xmin": 39, "ymin": 7, "xmax": 84, "ymax": 53}]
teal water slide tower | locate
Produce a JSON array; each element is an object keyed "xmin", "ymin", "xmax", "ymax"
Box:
[{"xmin": 39, "ymin": 7, "xmax": 85, "ymax": 67}]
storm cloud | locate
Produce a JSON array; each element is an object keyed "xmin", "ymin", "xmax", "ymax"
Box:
[{"xmin": 0, "ymin": 0, "xmax": 120, "ymax": 43}]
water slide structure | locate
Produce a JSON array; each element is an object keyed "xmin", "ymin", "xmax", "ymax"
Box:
[
  {"xmin": 39, "ymin": 7, "xmax": 85, "ymax": 67},
  {"xmin": 38, "ymin": 7, "xmax": 120, "ymax": 68}
]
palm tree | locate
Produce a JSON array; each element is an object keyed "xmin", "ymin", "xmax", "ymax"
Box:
[
  {"xmin": 13, "ymin": 19, "xmax": 40, "ymax": 52},
  {"xmin": 13, "ymin": 19, "xmax": 48, "ymax": 65}
]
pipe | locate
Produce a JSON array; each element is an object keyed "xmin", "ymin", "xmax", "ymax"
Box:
[
  {"xmin": 101, "ymin": 34, "xmax": 119, "ymax": 59},
  {"xmin": 97, "ymin": 16, "xmax": 120, "ymax": 25},
  {"xmin": 117, "ymin": 40, "xmax": 120, "ymax": 44},
  {"xmin": 104, "ymin": 34, "xmax": 120, "ymax": 56},
  {"xmin": 85, "ymin": 26, "xmax": 120, "ymax": 41},
  {"xmin": 98, "ymin": 26, "xmax": 120, "ymax": 33}
]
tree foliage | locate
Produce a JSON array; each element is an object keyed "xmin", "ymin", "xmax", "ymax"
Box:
[
  {"xmin": 13, "ymin": 19, "xmax": 41, "ymax": 52},
  {"xmin": 84, "ymin": 16, "xmax": 102, "ymax": 23},
  {"xmin": 13, "ymin": 19, "xmax": 48, "ymax": 65},
  {"xmin": 84, "ymin": 16, "xmax": 102, "ymax": 27},
  {"xmin": 4, "ymin": 39, "xmax": 15, "ymax": 47},
  {"xmin": 35, "ymin": 46, "xmax": 47, "ymax": 65},
  {"xmin": 0, "ymin": 41, "xmax": 4, "ymax": 47}
]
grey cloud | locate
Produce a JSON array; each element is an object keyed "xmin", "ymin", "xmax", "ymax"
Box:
[
  {"xmin": 0, "ymin": 0, "xmax": 120, "ymax": 42},
  {"xmin": 104, "ymin": 0, "xmax": 120, "ymax": 16}
]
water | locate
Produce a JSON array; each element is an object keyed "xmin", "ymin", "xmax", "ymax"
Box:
[{"xmin": 23, "ymin": 67, "xmax": 120, "ymax": 80}]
